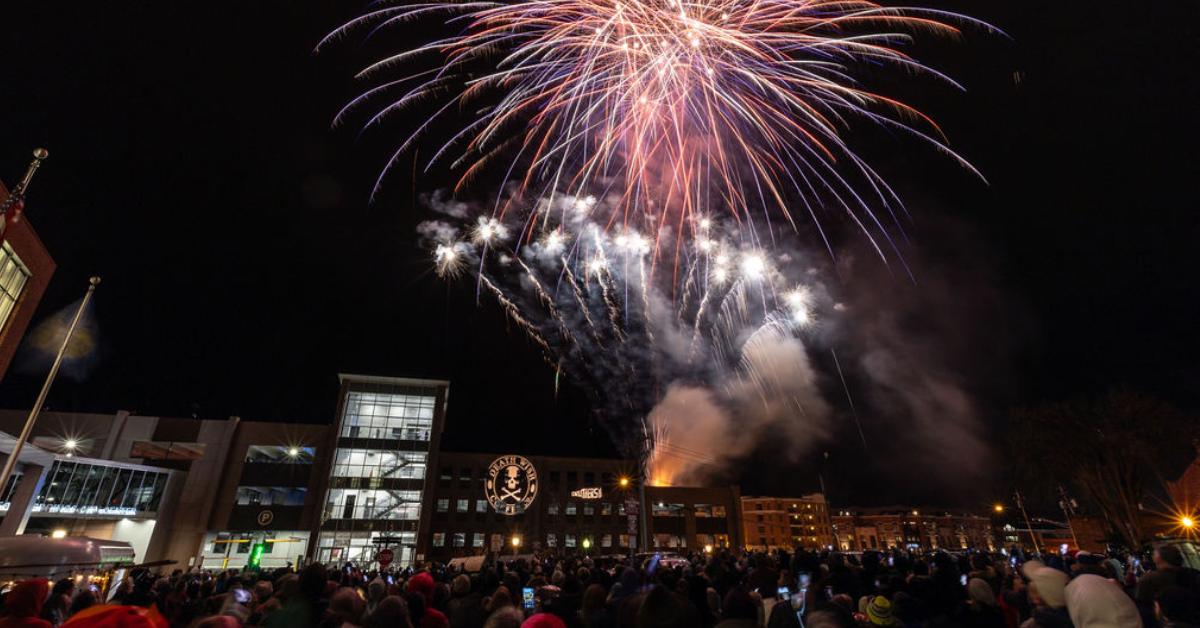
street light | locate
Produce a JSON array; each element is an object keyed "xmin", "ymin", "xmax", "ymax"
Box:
[
  {"xmin": 1182, "ymin": 516, "xmax": 1195, "ymax": 530},
  {"xmin": 63, "ymin": 439, "xmax": 78, "ymax": 451},
  {"xmin": 511, "ymin": 535, "xmax": 521, "ymax": 554},
  {"xmin": 287, "ymin": 447, "xmax": 300, "ymax": 458},
  {"xmin": 582, "ymin": 538, "xmax": 591, "ymax": 550},
  {"xmin": 993, "ymin": 504, "xmax": 1005, "ymax": 514},
  {"xmin": 618, "ymin": 476, "xmax": 631, "ymax": 489}
]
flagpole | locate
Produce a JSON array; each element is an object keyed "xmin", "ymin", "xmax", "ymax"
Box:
[{"xmin": 0, "ymin": 276, "xmax": 100, "ymax": 498}]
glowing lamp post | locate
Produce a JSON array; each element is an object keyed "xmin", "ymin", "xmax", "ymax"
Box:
[
  {"xmin": 993, "ymin": 504, "xmax": 1004, "ymax": 514},
  {"xmin": 511, "ymin": 535, "xmax": 521, "ymax": 555},
  {"xmin": 1182, "ymin": 517, "xmax": 1195, "ymax": 530}
]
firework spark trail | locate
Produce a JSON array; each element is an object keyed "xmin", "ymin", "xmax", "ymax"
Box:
[
  {"xmin": 559, "ymin": 257, "xmax": 603, "ymax": 346},
  {"xmin": 596, "ymin": 267, "xmax": 626, "ymax": 342},
  {"xmin": 516, "ymin": 256, "xmax": 576, "ymax": 346},
  {"xmin": 479, "ymin": 273, "xmax": 554, "ymax": 356},
  {"xmin": 637, "ymin": 259, "xmax": 655, "ymax": 346},
  {"xmin": 831, "ymin": 347, "xmax": 869, "ymax": 449},
  {"xmin": 677, "ymin": 256, "xmax": 700, "ymax": 323}
]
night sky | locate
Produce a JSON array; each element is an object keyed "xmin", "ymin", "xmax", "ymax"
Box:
[{"xmin": 0, "ymin": 1, "xmax": 1196, "ymax": 504}]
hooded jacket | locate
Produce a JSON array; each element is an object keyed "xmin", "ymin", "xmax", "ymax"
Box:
[{"xmin": 1, "ymin": 580, "xmax": 52, "ymax": 628}]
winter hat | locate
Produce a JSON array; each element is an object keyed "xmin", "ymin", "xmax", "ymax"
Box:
[
  {"xmin": 1022, "ymin": 560, "xmax": 1068, "ymax": 609},
  {"xmin": 62, "ymin": 605, "xmax": 169, "ymax": 628},
  {"xmin": 406, "ymin": 572, "xmax": 436, "ymax": 604},
  {"xmin": 1064, "ymin": 574, "xmax": 1142, "ymax": 628},
  {"xmin": 520, "ymin": 613, "xmax": 567, "ymax": 628},
  {"xmin": 866, "ymin": 596, "xmax": 897, "ymax": 626},
  {"xmin": 967, "ymin": 578, "xmax": 996, "ymax": 606},
  {"xmin": 5, "ymin": 579, "xmax": 49, "ymax": 617}
]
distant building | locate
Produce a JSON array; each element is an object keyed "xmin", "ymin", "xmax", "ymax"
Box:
[
  {"xmin": 741, "ymin": 494, "xmax": 832, "ymax": 551},
  {"xmin": 0, "ymin": 177, "xmax": 56, "ymax": 381},
  {"xmin": 0, "ymin": 373, "xmax": 745, "ymax": 569},
  {"xmin": 997, "ymin": 517, "xmax": 1078, "ymax": 554},
  {"xmin": 831, "ymin": 507, "xmax": 995, "ymax": 552}
]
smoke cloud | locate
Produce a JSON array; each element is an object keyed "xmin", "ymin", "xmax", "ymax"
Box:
[
  {"xmin": 648, "ymin": 329, "xmax": 832, "ymax": 486},
  {"xmin": 415, "ymin": 190, "xmax": 1012, "ymax": 504}
]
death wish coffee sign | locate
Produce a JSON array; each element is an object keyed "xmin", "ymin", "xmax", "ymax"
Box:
[{"xmin": 486, "ymin": 455, "xmax": 538, "ymax": 515}]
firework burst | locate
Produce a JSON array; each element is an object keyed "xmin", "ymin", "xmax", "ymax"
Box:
[
  {"xmin": 324, "ymin": 0, "xmax": 996, "ymax": 266},
  {"xmin": 419, "ymin": 193, "xmax": 833, "ymax": 470}
]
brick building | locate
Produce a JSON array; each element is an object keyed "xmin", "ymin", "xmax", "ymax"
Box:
[
  {"xmin": 832, "ymin": 507, "xmax": 995, "ymax": 551},
  {"xmin": 0, "ymin": 171, "xmax": 57, "ymax": 381},
  {"xmin": 741, "ymin": 494, "xmax": 832, "ymax": 550}
]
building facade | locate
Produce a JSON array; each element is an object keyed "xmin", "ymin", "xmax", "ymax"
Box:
[
  {"xmin": 741, "ymin": 494, "xmax": 832, "ymax": 551},
  {"xmin": 0, "ymin": 373, "xmax": 747, "ymax": 569},
  {"xmin": 831, "ymin": 507, "xmax": 995, "ymax": 552},
  {"xmin": 0, "ymin": 176, "xmax": 57, "ymax": 381},
  {"xmin": 310, "ymin": 375, "xmax": 450, "ymax": 567},
  {"xmin": 0, "ymin": 409, "xmax": 335, "ymax": 570},
  {"xmin": 421, "ymin": 451, "xmax": 742, "ymax": 561}
]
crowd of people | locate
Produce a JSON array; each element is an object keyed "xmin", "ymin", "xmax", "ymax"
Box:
[{"xmin": 3, "ymin": 544, "xmax": 1199, "ymax": 628}]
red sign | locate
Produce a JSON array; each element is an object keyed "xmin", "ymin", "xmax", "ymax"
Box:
[{"xmin": 376, "ymin": 548, "xmax": 394, "ymax": 568}]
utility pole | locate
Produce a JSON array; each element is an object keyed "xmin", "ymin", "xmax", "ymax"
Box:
[
  {"xmin": 1014, "ymin": 489, "xmax": 1041, "ymax": 555},
  {"xmin": 0, "ymin": 277, "xmax": 101, "ymax": 496},
  {"xmin": 1058, "ymin": 485, "xmax": 1081, "ymax": 550}
]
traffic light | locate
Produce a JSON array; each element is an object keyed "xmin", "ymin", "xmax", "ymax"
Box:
[{"xmin": 248, "ymin": 542, "xmax": 266, "ymax": 570}]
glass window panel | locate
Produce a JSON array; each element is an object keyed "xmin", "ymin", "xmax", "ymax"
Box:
[
  {"xmin": 122, "ymin": 471, "xmax": 146, "ymax": 508},
  {"xmin": 0, "ymin": 243, "xmax": 30, "ymax": 331}
]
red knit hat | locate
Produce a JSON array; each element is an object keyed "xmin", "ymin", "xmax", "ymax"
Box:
[
  {"xmin": 521, "ymin": 613, "xmax": 567, "ymax": 628},
  {"xmin": 61, "ymin": 605, "xmax": 169, "ymax": 628},
  {"xmin": 5, "ymin": 579, "xmax": 49, "ymax": 618},
  {"xmin": 406, "ymin": 572, "xmax": 436, "ymax": 603}
]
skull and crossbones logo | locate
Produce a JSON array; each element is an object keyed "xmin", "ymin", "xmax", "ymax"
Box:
[{"xmin": 486, "ymin": 455, "xmax": 538, "ymax": 515}]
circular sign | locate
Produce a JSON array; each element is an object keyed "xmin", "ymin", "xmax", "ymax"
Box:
[
  {"xmin": 376, "ymin": 548, "xmax": 394, "ymax": 568},
  {"xmin": 256, "ymin": 510, "xmax": 274, "ymax": 526},
  {"xmin": 486, "ymin": 455, "xmax": 538, "ymax": 515}
]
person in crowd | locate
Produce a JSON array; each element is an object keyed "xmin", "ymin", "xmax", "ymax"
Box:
[
  {"xmin": 952, "ymin": 578, "xmax": 1006, "ymax": 628},
  {"xmin": 320, "ymin": 587, "xmax": 365, "ymax": 628},
  {"xmin": 1139, "ymin": 546, "xmax": 1199, "ymax": 607},
  {"xmin": 716, "ymin": 588, "xmax": 759, "ymax": 628},
  {"xmin": 1065, "ymin": 573, "xmax": 1143, "ymax": 628},
  {"xmin": 861, "ymin": 595, "xmax": 899, "ymax": 627},
  {"xmin": 1155, "ymin": 587, "xmax": 1199, "ymax": 628},
  {"xmin": 66, "ymin": 591, "xmax": 96, "ymax": 620},
  {"xmin": 407, "ymin": 573, "xmax": 450, "ymax": 628},
  {"xmin": 363, "ymin": 596, "xmax": 412, "ymax": 628},
  {"xmin": 363, "ymin": 578, "xmax": 387, "ymax": 620},
  {"xmin": 39, "ymin": 580, "xmax": 74, "ymax": 628},
  {"xmin": 483, "ymin": 607, "xmax": 523, "ymax": 628},
  {"xmin": 4, "ymin": 543, "xmax": 1187, "ymax": 628},
  {"xmin": 447, "ymin": 575, "xmax": 486, "ymax": 628},
  {"xmin": 1, "ymin": 580, "xmax": 52, "ymax": 628},
  {"xmin": 1019, "ymin": 560, "xmax": 1071, "ymax": 628}
]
